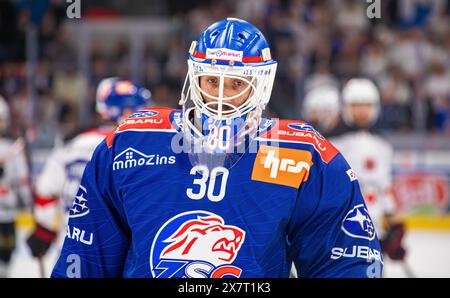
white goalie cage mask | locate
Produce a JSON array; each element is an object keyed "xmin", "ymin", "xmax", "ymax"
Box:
[{"xmin": 179, "ymin": 59, "xmax": 277, "ymax": 170}]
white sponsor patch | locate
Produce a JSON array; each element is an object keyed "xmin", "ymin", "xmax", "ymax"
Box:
[
  {"xmin": 330, "ymin": 246, "xmax": 383, "ymax": 264},
  {"xmin": 113, "ymin": 147, "xmax": 176, "ymax": 171},
  {"xmin": 346, "ymin": 169, "xmax": 358, "ymax": 181},
  {"xmin": 205, "ymin": 48, "xmax": 243, "ymax": 62},
  {"xmin": 261, "ymin": 48, "xmax": 271, "ymax": 61},
  {"xmin": 66, "ymin": 225, "xmax": 93, "ymax": 246}
]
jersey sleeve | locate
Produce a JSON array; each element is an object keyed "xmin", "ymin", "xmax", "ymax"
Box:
[
  {"xmin": 378, "ymin": 142, "xmax": 396, "ymax": 215},
  {"xmin": 34, "ymin": 147, "xmax": 66, "ymax": 231},
  {"xmin": 51, "ymin": 140, "xmax": 130, "ymax": 278},
  {"xmin": 35, "ymin": 147, "xmax": 66, "ymax": 199},
  {"xmin": 287, "ymin": 153, "xmax": 383, "ymax": 278}
]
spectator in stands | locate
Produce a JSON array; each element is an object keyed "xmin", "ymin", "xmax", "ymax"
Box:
[
  {"xmin": 378, "ymin": 64, "xmax": 414, "ymax": 131},
  {"xmin": 423, "ymin": 63, "xmax": 450, "ymax": 133}
]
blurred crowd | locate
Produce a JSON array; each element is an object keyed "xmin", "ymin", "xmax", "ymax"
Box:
[{"xmin": 0, "ymin": 0, "xmax": 450, "ymax": 144}]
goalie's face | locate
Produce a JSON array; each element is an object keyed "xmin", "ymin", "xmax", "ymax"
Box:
[{"xmin": 198, "ymin": 75, "xmax": 253, "ymax": 114}]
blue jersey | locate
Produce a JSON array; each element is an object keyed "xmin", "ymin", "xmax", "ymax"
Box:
[{"xmin": 51, "ymin": 107, "xmax": 383, "ymax": 278}]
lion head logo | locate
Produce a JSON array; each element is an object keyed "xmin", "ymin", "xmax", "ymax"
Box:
[
  {"xmin": 150, "ymin": 211, "xmax": 246, "ymax": 276},
  {"xmin": 160, "ymin": 214, "xmax": 245, "ymax": 267}
]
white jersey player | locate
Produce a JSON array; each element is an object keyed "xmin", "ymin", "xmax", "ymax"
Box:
[
  {"xmin": 331, "ymin": 130, "xmax": 395, "ymax": 238},
  {"xmin": 331, "ymin": 79, "xmax": 395, "ymax": 237},
  {"xmin": 26, "ymin": 78, "xmax": 152, "ymax": 261},
  {"xmin": 0, "ymin": 95, "xmax": 32, "ymax": 278},
  {"xmin": 33, "ymin": 128, "xmax": 112, "ymax": 230},
  {"xmin": 331, "ymin": 79, "xmax": 406, "ymax": 262}
]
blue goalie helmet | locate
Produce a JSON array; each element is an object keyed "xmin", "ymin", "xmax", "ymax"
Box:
[
  {"xmin": 96, "ymin": 77, "xmax": 152, "ymax": 122},
  {"xmin": 180, "ymin": 18, "xmax": 277, "ymax": 169}
]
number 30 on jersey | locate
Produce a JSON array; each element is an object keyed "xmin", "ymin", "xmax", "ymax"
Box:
[{"xmin": 186, "ymin": 166, "xmax": 229, "ymax": 202}]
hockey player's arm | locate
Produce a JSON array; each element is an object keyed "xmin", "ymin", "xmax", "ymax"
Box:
[
  {"xmin": 51, "ymin": 141, "xmax": 130, "ymax": 278},
  {"xmin": 288, "ymin": 153, "xmax": 383, "ymax": 278},
  {"xmin": 33, "ymin": 147, "xmax": 66, "ymax": 230},
  {"xmin": 27, "ymin": 148, "xmax": 65, "ymax": 258}
]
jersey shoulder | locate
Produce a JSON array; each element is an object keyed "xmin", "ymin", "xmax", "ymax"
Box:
[
  {"xmin": 257, "ymin": 118, "xmax": 340, "ymax": 164},
  {"xmin": 332, "ymin": 130, "xmax": 393, "ymax": 154},
  {"xmin": 106, "ymin": 106, "xmax": 180, "ymax": 148},
  {"xmin": 368, "ymin": 133, "xmax": 393, "ymax": 149}
]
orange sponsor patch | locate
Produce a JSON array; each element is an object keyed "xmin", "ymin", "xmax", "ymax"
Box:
[{"xmin": 251, "ymin": 145, "xmax": 313, "ymax": 188}]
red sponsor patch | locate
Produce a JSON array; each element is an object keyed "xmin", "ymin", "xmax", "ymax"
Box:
[
  {"xmin": 257, "ymin": 119, "xmax": 339, "ymax": 163},
  {"xmin": 106, "ymin": 107, "xmax": 176, "ymax": 147}
]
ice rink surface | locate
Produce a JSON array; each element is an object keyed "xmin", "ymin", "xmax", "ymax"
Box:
[
  {"xmin": 382, "ymin": 230, "xmax": 450, "ymax": 278},
  {"xmin": 8, "ymin": 228, "xmax": 450, "ymax": 278}
]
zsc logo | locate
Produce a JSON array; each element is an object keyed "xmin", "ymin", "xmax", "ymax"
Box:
[
  {"xmin": 150, "ymin": 210, "xmax": 245, "ymax": 278},
  {"xmin": 341, "ymin": 204, "xmax": 376, "ymax": 240}
]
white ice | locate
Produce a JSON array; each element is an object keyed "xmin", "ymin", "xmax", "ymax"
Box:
[
  {"xmin": 9, "ymin": 228, "xmax": 64, "ymax": 278},
  {"xmin": 7, "ymin": 228, "xmax": 450, "ymax": 278},
  {"xmin": 383, "ymin": 230, "xmax": 450, "ymax": 278}
]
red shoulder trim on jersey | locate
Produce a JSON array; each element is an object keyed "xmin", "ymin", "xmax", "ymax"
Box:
[
  {"xmin": 139, "ymin": 106, "xmax": 175, "ymax": 111},
  {"xmin": 257, "ymin": 119, "xmax": 339, "ymax": 163},
  {"xmin": 106, "ymin": 106, "xmax": 176, "ymax": 148}
]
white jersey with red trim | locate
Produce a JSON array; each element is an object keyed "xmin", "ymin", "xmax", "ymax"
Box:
[
  {"xmin": 0, "ymin": 137, "xmax": 32, "ymax": 222},
  {"xmin": 331, "ymin": 130, "xmax": 395, "ymax": 237},
  {"xmin": 34, "ymin": 128, "xmax": 113, "ymax": 231}
]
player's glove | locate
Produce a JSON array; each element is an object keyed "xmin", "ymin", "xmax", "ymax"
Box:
[
  {"xmin": 26, "ymin": 224, "xmax": 57, "ymax": 258},
  {"xmin": 380, "ymin": 222, "xmax": 406, "ymax": 261}
]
